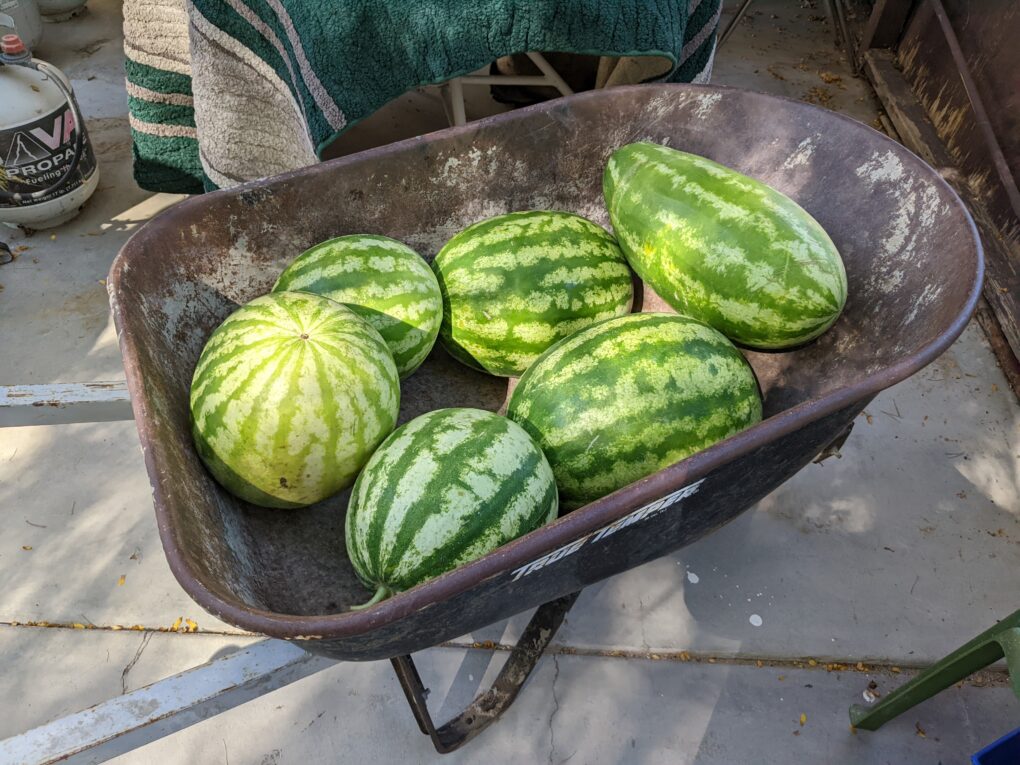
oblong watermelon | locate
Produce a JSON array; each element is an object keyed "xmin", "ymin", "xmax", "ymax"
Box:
[
  {"xmin": 345, "ymin": 407, "xmax": 558, "ymax": 606},
  {"xmin": 190, "ymin": 291, "xmax": 400, "ymax": 509},
  {"xmin": 273, "ymin": 234, "xmax": 443, "ymax": 378},
  {"xmin": 432, "ymin": 211, "xmax": 634, "ymax": 377},
  {"xmin": 507, "ymin": 312, "xmax": 762, "ymax": 510},
  {"xmin": 604, "ymin": 142, "xmax": 847, "ymax": 349}
]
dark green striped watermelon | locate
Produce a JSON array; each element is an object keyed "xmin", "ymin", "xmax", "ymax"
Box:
[
  {"xmin": 190, "ymin": 291, "xmax": 400, "ymax": 509},
  {"xmin": 273, "ymin": 234, "xmax": 443, "ymax": 378},
  {"xmin": 507, "ymin": 313, "xmax": 762, "ymax": 510},
  {"xmin": 432, "ymin": 211, "xmax": 634, "ymax": 377},
  {"xmin": 604, "ymin": 142, "xmax": 847, "ymax": 349},
  {"xmin": 345, "ymin": 407, "xmax": 558, "ymax": 606}
]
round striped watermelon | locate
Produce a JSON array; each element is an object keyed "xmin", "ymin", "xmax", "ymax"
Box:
[
  {"xmin": 604, "ymin": 142, "xmax": 847, "ymax": 349},
  {"xmin": 273, "ymin": 234, "xmax": 443, "ymax": 378},
  {"xmin": 190, "ymin": 291, "xmax": 400, "ymax": 509},
  {"xmin": 432, "ymin": 211, "xmax": 634, "ymax": 377},
  {"xmin": 345, "ymin": 407, "xmax": 558, "ymax": 606},
  {"xmin": 507, "ymin": 313, "xmax": 762, "ymax": 510}
]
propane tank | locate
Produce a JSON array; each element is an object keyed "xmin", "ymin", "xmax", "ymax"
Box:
[
  {"xmin": 0, "ymin": 32, "xmax": 99, "ymax": 229},
  {"xmin": 0, "ymin": 3, "xmax": 42, "ymax": 50}
]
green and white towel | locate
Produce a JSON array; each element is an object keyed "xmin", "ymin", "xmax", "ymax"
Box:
[{"xmin": 124, "ymin": 0, "xmax": 722, "ymax": 194}]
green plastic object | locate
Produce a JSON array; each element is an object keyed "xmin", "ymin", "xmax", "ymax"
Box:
[{"xmin": 850, "ymin": 609, "xmax": 1020, "ymax": 730}]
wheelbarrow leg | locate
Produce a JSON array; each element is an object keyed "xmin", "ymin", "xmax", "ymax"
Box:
[
  {"xmin": 850, "ymin": 609, "xmax": 1020, "ymax": 731},
  {"xmin": 390, "ymin": 591, "xmax": 580, "ymax": 753},
  {"xmin": 813, "ymin": 420, "xmax": 855, "ymax": 463}
]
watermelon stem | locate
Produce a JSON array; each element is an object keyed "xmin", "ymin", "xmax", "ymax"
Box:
[{"xmin": 350, "ymin": 584, "xmax": 391, "ymax": 610}]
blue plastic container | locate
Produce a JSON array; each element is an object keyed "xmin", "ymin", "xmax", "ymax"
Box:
[{"xmin": 972, "ymin": 727, "xmax": 1020, "ymax": 765}]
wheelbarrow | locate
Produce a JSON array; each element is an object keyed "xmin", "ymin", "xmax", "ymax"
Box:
[{"xmin": 107, "ymin": 84, "xmax": 983, "ymax": 752}]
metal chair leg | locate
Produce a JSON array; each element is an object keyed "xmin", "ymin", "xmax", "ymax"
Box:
[
  {"xmin": 442, "ymin": 52, "xmax": 572, "ymax": 127},
  {"xmin": 524, "ymin": 52, "xmax": 574, "ymax": 96},
  {"xmin": 850, "ymin": 609, "xmax": 1020, "ymax": 730},
  {"xmin": 448, "ymin": 78, "xmax": 467, "ymax": 126},
  {"xmin": 391, "ymin": 591, "xmax": 580, "ymax": 753}
]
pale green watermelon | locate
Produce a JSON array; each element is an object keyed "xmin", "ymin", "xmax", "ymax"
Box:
[
  {"xmin": 273, "ymin": 234, "xmax": 443, "ymax": 378},
  {"xmin": 190, "ymin": 291, "xmax": 400, "ymax": 508},
  {"xmin": 604, "ymin": 142, "xmax": 847, "ymax": 349},
  {"xmin": 432, "ymin": 211, "xmax": 634, "ymax": 377},
  {"xmin": 507, "ymin": 312, "xmax": 762, "ymax": 510},
  {"xmin": 345, "ymin": 408, "xmax": 558, "ymax": 606}
]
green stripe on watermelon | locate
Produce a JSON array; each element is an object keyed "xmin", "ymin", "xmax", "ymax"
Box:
[
  {"xmin": 273, "ymin": 234, "xmax": 443, "ymax": 378},
  {"xmin": 507, "ymin": 313, "xmax": 762, "ymax": 510},
  {"xmin": 190, "ymin": 291, "xmax": 400, "ymax": 508},
  {"xmin": 604, "ymin": 142, "xmax": 847, "ymax": 349},
  {"xmin": 345, "ymin": 408, "xmax": 558, "ymax": 605},
  {"xmin": 432, "ymin": 211, "xmax": 634, "ymax": 377}
]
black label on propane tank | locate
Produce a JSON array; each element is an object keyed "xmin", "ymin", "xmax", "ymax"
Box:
[{"xmin": 1, "ymin": 103, "xmax": 97, "ymax": 207}]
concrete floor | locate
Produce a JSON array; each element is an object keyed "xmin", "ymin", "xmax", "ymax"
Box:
[{"xmin": 2, "ymin": 0, "xmax": 1019, "ymax": 763}]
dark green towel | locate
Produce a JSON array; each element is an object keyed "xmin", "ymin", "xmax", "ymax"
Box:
[{"xmin": 124, "ymin": 0, "xmax": 721, "ymax": 193}]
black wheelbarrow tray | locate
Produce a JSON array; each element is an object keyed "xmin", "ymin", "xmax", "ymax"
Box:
[{"xmin": 109, "ymin": 84, "xmax": 982, "ymax": 751}]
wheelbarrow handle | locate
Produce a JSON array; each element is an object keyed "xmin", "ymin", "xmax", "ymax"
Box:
[{"xmin": 391, "ymin": 591, "xmax": 581, "ymax": 754}]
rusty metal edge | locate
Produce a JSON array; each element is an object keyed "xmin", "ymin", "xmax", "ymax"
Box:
[{"xmin": 108, "ymin": 83, "xmax": 985, "ymax": 642}]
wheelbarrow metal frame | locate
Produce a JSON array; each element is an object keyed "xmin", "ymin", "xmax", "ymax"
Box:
[
  {"xmin": 100, "ymin": 83, "xmax": 983, "ymax": 750},
  {"xmin": 108, "ymin": 84, "xmax": 983, "ymax": 658}
]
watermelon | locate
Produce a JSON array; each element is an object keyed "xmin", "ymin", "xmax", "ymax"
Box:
[
  {"xmin": 273, "ymin": 234, "xmax": 443, "ymax": 378},
  {"xmin": 604, "ymin": 142, "xmax": 847, "ymax": 349},
  {"xmin": 190, "ymin": 291, "xmax": 400, "ymax": 509},
  {"xmin": 345, "ymin": 407, "xmax": 558, "ymax": 606},
  {"xmin": 432, "ymin": 211, "xmax": 634, "ymax": 377},
  {"xmin": 507, "ymin": 312, "xmax": 762, "ymax": 510}
]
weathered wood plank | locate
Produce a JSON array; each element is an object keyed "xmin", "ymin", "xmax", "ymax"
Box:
[
  {"xmin": 0, "ymin": 381, "xmax": 133, "ymax": 427},
  {"xmin": 860, "ymin": 0, "xmax": 914, "ymax": 50},
  {"xmin": 863, "ymin": 50, "xmax": 953, "ymax": 166},
  {"xmin": 898, "ymin": 0, "xmax": 1020, "ymax": 239},
  {"xmin": 974, "ymin": 299, "xmax": 1020, "ymax": 398},
  {"xmin": 0, "ymin": 639, "xmax": 334, "ymax": 765}
]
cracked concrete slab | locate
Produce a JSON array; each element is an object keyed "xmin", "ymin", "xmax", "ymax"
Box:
[
  {"xmin": 0, "ymin": 421, "xmax": 244, "ymax": 633},
  {"xmin": 0, "ymin": 625, "xmax": 259, "ymax": 740},
  {"xmin": 106, "ymin": 648, "xmax": 1016, "ymax": 764}
]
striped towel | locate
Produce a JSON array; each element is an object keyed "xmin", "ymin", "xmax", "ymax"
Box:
[{"xmin": 124, "ymin": 0, "xmax": 722, "ymax": 194}]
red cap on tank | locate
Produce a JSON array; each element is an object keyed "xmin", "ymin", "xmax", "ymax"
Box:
[{"xmin": 2, "ymin": 34, "xmax": 27, "ymax": 56}]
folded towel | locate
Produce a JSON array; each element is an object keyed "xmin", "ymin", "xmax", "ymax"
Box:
[{"xmin": 124, "ymin": 0, "xmax": 721, "ymax": 193}]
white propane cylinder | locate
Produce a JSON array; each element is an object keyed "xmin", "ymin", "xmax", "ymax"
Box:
[
  {"xmin": 0, "ymin": 33, "xmax": 99, "ymax": 229},
  {"xmin": 0, "ymin": 1, "xmax": 43, "ymax": 50}
]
